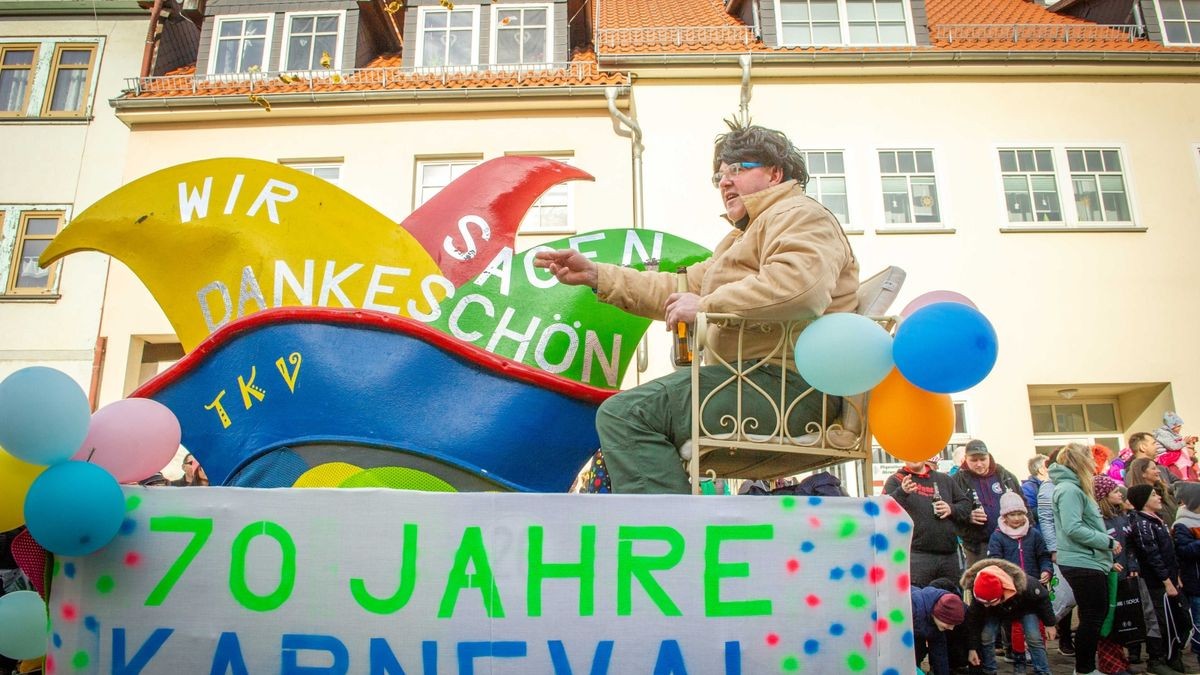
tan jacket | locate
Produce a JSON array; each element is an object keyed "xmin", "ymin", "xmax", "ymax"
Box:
[{"xmin": 596, "ymin": 180, "xmax": 859, "ymax": 362}]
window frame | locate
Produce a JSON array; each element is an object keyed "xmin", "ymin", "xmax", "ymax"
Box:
[
  {"xmin": 510, "ymin": 152, "xmax": 574, "ymax": 234},
  {"xmin": 996, "ymin": 144, "xmax": 1138, "ymax": 229},
  {"xmin": 281, "ymin": 160, "xmax": 343, "ymax": 186},
  {"xmin": 0, "ymin": 43, "xmax": 40, "ymax": 118},
  {"xmin": 278, "ymin": 10, "xmax": 346, "ymax": 73},
  {"xmin": 489, "ymin": 3, "xmax": 553, "ymax": 67},
  {"xmin": 799, "ymin": 149, "xmax": 852, "ymax": 230},
  {"xmin": 875, "ymin": 148, "xmax": 946, "ymax": 230},
  {"xmin": 775, "ymin": 0, "xmax": 915, "ymax": 47},
  {"xmin": 5, "ymin": 209, "xmax": 65, "ymax": 295},
  {"xmin": 207, "ymin": 13, "xmax": 276, "ymax": 76},
  {"xmin": 1066, "ymin": 146, "xmax": 1134, "ymax": 225},
  {"xmin": 414, "ymin": 157, "xmax": 483, "ymax": 208},
  {"xmin": 1155, "ymin": 0, "xmax": 1200, "ymax": 45},
  {"xmin": 40, "ymin": 43, "xmax": 98, "ymax": 118},
  {"xmin": 414, "ymin": 6, "xmax": 481, "ymax": 69},
  {"xmin": 1029, "ymin": 399, "xmax": 1122, "ymax": 436},
  {"xmin": 995, "ymin": 147, "xmax": 1065, "ymax": 226}
]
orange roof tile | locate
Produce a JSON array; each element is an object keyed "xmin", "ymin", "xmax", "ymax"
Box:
[
  {"xmin": 591, "ymin": 0, "xmax": 1195, "ymax": 54},
  {"xmin": 129, "ymin": 50, "xmax": 626, "ymax": 100}
]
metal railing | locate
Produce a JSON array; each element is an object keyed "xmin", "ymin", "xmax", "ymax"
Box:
[
  {"xmin": 936, "ymin": 23, "xmax": 1142, "ymax": 44},
  {"xmin": 123, "ymin": 61, "xmax": 617, "ymax": 97},
  {"xmin": 595, "ymin": 26, "xmax": 757, "ymax": 50}
]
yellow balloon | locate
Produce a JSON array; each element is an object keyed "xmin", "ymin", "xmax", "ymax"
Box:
[
  {"xmin": 0, "ymin": 447, "xmax": 46, "ymax": 530},
  {"xmin": 40, "ymin": 159, "xmax": 442, "ymax": 351}
]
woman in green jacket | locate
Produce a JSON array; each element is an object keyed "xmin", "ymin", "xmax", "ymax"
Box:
[{"xmin": 1051, "ymin": 442, "xmax": 1118, "ymax": 675}]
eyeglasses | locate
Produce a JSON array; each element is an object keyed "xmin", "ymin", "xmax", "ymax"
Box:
[{"xmin": 711, "ymin": 162, "xmax": 763, "ymax": 187}]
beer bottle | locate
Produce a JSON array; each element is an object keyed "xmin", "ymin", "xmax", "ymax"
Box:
[{"xmin": 672, "ymin": 267, "xmax": 692, "ymax": 367}]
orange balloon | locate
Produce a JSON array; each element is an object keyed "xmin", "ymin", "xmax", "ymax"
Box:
[{"xmin": 868, "ymin": 369, "xmax": 956, "ymax": 463}]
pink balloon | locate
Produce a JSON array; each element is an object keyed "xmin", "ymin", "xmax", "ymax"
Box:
[
  {"xmin": 71, "ymin": 398, "xmax": 182, "ymax": 484},
  {"xmin": 899, "ymin": 290, "xmax": 977, "ymax": 319}
]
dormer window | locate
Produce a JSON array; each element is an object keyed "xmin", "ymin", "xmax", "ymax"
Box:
[
  {"xmin": 417, "ymin": 7, "xmax": 479, "ymax": 67},
  {"xmin": 283, "ymin": 12, "xmax": 343, "ymax": 71},
  {"xmin": 1158, "ymin": 0, "xmax": 1200, "ymax": 44},
  {"xmin": 493, "ymin": 5, "xmax": 551, "ymax": 65},
  {"xmin": 777, "ymin": 0, "xmax": 912, "ymax": 46},
  {"xmin": 211, "ymin": 15, "xmax": 273, "ymax": 74}
]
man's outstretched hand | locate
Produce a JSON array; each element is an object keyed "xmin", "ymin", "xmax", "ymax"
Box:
[{"xmin": 533, "ymin": 249, "xmax": 598, "ymax": 289}]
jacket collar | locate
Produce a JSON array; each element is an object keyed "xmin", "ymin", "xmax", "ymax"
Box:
[{"xmin": 720, "ymin": 180, "xmax": 803, "ymax": 230}]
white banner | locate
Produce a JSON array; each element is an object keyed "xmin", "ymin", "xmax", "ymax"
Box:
[{"xmin": 49, "ymin": 489, "xmax": 915, "ymax": 674}]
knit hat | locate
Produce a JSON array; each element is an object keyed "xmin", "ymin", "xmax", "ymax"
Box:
[
  {"xmin": 1166, "ymin": 411, "xmax": 1185, "ymax": 428},
  {"xmin": 1093, "ymin": 474, "xmax": 1121, "ymax": 502},
  {"xmin": 999, "ymin": 491, "xmax": 1026, "ymax": 517},
  {"xmin": 1176, "ymin": 481, "xmax": 1200, "ymax": 512},
  {"xmin": 1128, "ymin": 483, "xmax": 1155, "ymax": 511},
  {"xmin": 973, "ymin": 565, "xmax": 1017, "ymax": 604},
  {"xmin": 932, "ymin": 593, "xmax": 966, "ymax": 625},
  {"xmin": 964, "ymin": 439, "xmax": 989, "ymax": 456}
]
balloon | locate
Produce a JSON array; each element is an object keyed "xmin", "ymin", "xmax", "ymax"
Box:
[
  {"xmin": 24, "ymin": 461, "xmax": 125, "ymax": 556},
  {"xmin": 893, "ymin": 302, "xmax": 998, "ymax": 394},
  {"xmin": 71, "ymin": 398, "xmax": 182, "ymax": 483},
  {"xmin": 0, "ymin": 448, "xmax": 46, "ymax": 530},
  {"xmin": 794, "ymin": 313, "xmax": 893, "ymax": 396},
  {"xmin": 899, "ymin": 290, "xmax": 977, "ymax": 319},
  {"xmin": 0, "ymin": 366, "xmax": 90, "ymax": 466},
  {"xmin": 0, "ymin": 590, "xmax": 48, "ymax": 660},
  {"xmin": 868, "ymin": 369, "xmax": 955, "ymax": 463}
]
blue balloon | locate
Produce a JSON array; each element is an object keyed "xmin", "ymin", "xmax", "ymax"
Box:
[
  {"xmin": 0, "ymin": 590, "xmax": 48, "ymax": 660},
  {"xmin": 0, "ymin": 366, "xmax": 90, "ymax": 466},
  {"xmin": 24, "ymin": 461, "xmax": 125, "ymax": 556},
  {"xmin": 794, "ymin": 313, "xmax": 894, "ymax": 396},
  {"xmin": 893, "ymin": 302, "xmax": 998, "ymax": 394}
]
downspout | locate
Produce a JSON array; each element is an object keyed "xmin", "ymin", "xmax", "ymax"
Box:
[
  {"xmin": 739, "ymin": 53, "xmax": 752, "ymax": 121},
  {"xmin": 140, "ymin": 0, "xmax": 165, "ymax": 79},
  {"xmin": 1132, "ymin": 1, "xmax": 1147, "ymax": 38},
  {"xmin": 605, "ymin": 85, "xmax": 648, "ymax": 378}
]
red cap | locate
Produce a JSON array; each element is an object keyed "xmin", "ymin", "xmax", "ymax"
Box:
[{"xmin": 974, "ymin": 570, "xmax": 1005, "ymax": 603}]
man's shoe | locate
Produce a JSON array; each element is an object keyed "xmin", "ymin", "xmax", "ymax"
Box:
[
  {"xmin": 1058, "ymin": 642, "xmax": 1076, "ymax": 656},
  {"xmin": 1168, "ymin": 659, "xmax": 1200, "ymax": 675},
  {"xmin": 1148, "ymin": 661, "xmax": 1185, "ymax": 675}
]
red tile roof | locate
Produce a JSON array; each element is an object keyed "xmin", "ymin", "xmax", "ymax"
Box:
[{"xmin": 592, "ymin": 0, "xmax": 1194, "ymax": 54}]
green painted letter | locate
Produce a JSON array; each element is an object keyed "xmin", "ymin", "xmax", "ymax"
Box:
[
  {"xmin": 617, "ymin": 526, "xmax": 684, "ymax": 617},
  {"xmin": 527, "ymin": 525, "xmax": 596, "ymax": 617},
  {"xmin": 351, "ymin": 523, "xmax": 419, "ymax": 614},
  {"xmin": 438, "ymin": 526, "xmax": 505, "ymax": 618},
  {"xmin": 704, "ymin": 524, "xmax": 773, "ymax": 617}
]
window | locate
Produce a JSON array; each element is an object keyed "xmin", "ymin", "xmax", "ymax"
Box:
[
  {"xmin": 1068, "ymin": 148, "xmax": 1131, "ymax": 223},
  {"xmin": 283, "ymin": 162, "xmax": 341, "ymax": 185},
  {"xmin": 418, "ymin": 8, "xmax": 478, "ymax": 67},
  {"xmin": 878, "ymin": 149, "xmax": 940, "ymax": 226},
  {"xmin": 778, "ymin": 0, "xmax": 911, "ymax": 46},
  {"xmin": 416, "ymin": 159, "xmax": 480, "ymax": 206},
  {"xmin": 283, "ymin": 13, "xmax": 342, "ymax": 71},
  {"xmin": 5, "ymin": 211, "xmax": 64, "ymax": 294},
  {"xmin": 494, "ymin": 5, "xmax": 550, "ymax": 65},
  {"xmin": 211, "ymin": 15, "xmax": 272, "ymax": 74},
  {"xmin": 1158, "ymin": 0, "xmax": 1200, "ymax": 44},
  {"xmin": 517, "ymin": 156, "xmax": 572, "ymax": 233},
  {"xmin": 800, "ymin": 150, "xmax": 850, "ymax": 227},
  {"xmin": 1030, "ymin": 401, "xmax": 1119, "ymax": 434},
  {"xmin": 0, "ymin": 44, "xmax": 37, "ymax": 116},
  {"xmin": 999, "ymin": 149, "xmax": 1062, "ymax": 223},
  {"xmin": 42, "ymin": 45, "xmax": 97, "ymax": 117}
]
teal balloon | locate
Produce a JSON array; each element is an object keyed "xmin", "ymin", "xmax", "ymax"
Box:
[
  {"xmin": 24, "ymin": 461, "xmax": 125, "ymax": 556},
  {"xmin": 0, "ymin": 366, "xmax": 90, "ymax": 466},
  {"xmin": 0, "ymin": 591, "xmax": 48, "ymax": 660},
  {"xmin": 894, "ymin": 302, "xmax": 998, "ymax": 394},
  {"xmin": 794, "ymin": 313, "xmax": 894, "ymax": 396}
]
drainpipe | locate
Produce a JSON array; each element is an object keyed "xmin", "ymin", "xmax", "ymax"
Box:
[
  {"xmin": 739, "ymin": 53, "xmax": 752, "ymax": 121},
  {"xmin": 605, "ymin": 86, "xmax": 648, "ymax": 377},
  {"xmin": 1132, "ymin": 1, "xmax": 1147, "ymax": 38},
  {"xmin": 140, "ymin": 0, "xmax": 165, "ymax": 79}
]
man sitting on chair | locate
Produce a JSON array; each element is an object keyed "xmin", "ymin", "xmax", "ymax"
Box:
[{"xmin": 533, "ymin": 121, "xmax": 859, "ymax": 494}]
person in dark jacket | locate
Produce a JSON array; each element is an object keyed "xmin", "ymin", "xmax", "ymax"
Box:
[
  {"xmin": 955, "ymin": 439, "xmax": 1023, "ymax": 566},
  {"xmin": 1172, "ymin": 482, "xmax": 1200, "ymax": 664},
  {"xmin": 884, "ymin": 459, "xmax": 973, "ymax": 586},
  {"xmin": 912, "ymin": 586, "xmax": 967, "ymax": 675},
  {"xmin": 1020, "ymin": 455, "xmax": 1048, "ymax": 529},
  {"xmin": 961, "ymin": 559, "xmax": 1056, "ymax": 675},
  {"xmin": 1130, "ymin": 483, "xmax": 1197, "ymax": 674}
]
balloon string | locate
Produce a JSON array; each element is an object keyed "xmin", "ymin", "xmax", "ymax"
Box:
[{"xmin": 86, "ymin": 447, "xmax": 96, "ymax": 462}]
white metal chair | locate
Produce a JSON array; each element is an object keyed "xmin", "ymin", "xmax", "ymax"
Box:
[{"xmin": 682, "ymin": 266, "xmax": 906, "ymax": 494}]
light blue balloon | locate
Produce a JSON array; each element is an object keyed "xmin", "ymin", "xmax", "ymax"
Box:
[
  {"xmin": 0, "ymin": 590, "xmax": 48, "ymax": 660},
  {"xmin": 0, "ymin": 366, "xmax": 90, "ymax": 466},
  {"xmin": 794, "ymin": 313, "xmax": 894, "ymax": 396},
  {"xmin": 24, "ymin": 461, "xmax": 125, "ymax": 556},
  {"xmin": 893, "ymin": 302, "xmax": 998, "ymax": 394}
]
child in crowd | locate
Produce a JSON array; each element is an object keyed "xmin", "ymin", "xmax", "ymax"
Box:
[
  {"xmin": 1130, "ymin": 483, "xmax": 1198, "ymax": 675},
  {"xmin": 1172, "ymin": 482, "xmax": 1200, "ymax": 670},
  {"xmin": 962, "ymin": 560, "xmax": 1056, "ymax": 675},
  {"xmin": 1096, "ymin": 474, "xmax": 1140, "ymax": 675},
  {"xmin": 987, "ymin": 492, "xmax": 1052, "ymax": 673},
  {"xmin": 911, "ymin": 585, "xmax": 967, "ymax": 675}
]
